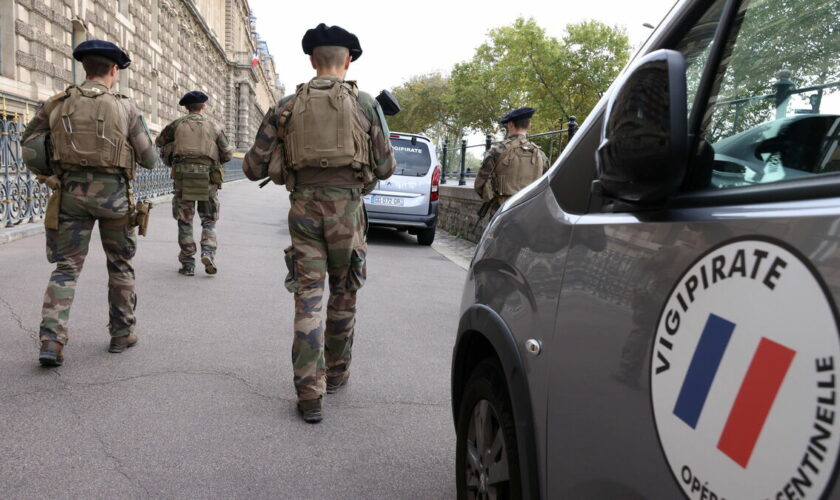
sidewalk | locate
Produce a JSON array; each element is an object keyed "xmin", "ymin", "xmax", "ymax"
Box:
[{"xmin": 0, "ymin": 180, "xmax": 461, "ymax": 498}]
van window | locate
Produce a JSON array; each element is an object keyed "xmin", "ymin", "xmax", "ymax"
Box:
[
  {"xmin": 391, "ymin": 138, "xmax": 432, "ymax": 176},
  {"xmin": 700, "ymin": 0, "xmax": 840, "ymax": 189}
]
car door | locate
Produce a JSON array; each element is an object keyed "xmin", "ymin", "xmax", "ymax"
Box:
[{"xmin": 546, "ymin": 0, "xmax": 840, "ymax": 498}]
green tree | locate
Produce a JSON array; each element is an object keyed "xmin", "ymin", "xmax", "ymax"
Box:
[{"xmin": 450, "ymin": 18, "xmax": 631, "ymax": 134}]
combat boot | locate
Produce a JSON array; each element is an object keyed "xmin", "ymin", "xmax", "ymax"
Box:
[
  {"xmin": 326, "ymin": 374, "xmax": 349, "ymax": 394},
  {"xmin": 38, "ymin": 340, "xmax": 64, "ymax": 367},
  {"xmin": 201, "ymin": 255, "xmax": 217, "ymax": 275},
  {"xmin": 297, "ymin": 398, "xmax": 323, "ymax": 424},
  {"xmin": 178, "ymin": 263, "xmax": 195, "ymax": 276},
  {"xmin": 109, "ymin": 332, "xmax": 138, "ymax": 353}
]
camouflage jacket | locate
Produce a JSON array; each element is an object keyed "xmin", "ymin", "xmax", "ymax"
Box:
[
  {"xmin": 242, "ymin": 75, "xmax": 396, "ymax": 185},
  {"xmin": 21, "ymin": 80, "xmax": 158, "ymax": 171},
  {"xmin": 155, "ymin": 113, "xmax": 234, "ymax": 166},
  {"xmin": 474, "ymin": 134, "xmax": 549, "ymax": 201}
]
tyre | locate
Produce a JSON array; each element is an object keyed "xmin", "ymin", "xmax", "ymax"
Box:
[
  {"xmin": 417, "ymin": 227, "xmax": 435, "ymax": 246},
  {"xmin": 456, "ymin": 358, "xmax": 521, "ymax": 500}
]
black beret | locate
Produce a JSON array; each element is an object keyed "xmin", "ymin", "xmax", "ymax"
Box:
[
  {"xmin": 73, "ymin": 40, "xmax": 131, "ymax": 69},
  {"xmin": 500, "ymin": 107, "xmax": 536, "ymax": 124},
  {"xmin": 302, "ymin": 23, "xmax": 362, "ymax": 61},
  {"xmin": 179, "ymin": 91, "xmax": 209, "ymax": 106}
]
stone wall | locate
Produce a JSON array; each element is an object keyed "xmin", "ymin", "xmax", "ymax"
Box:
[
  {"xmin": 437, "ymin": 185, "xmax": 489, "ymax": 244},
  {"xmin": 0, "ymin": 0, "xmax": 282, "ymax": 146}
]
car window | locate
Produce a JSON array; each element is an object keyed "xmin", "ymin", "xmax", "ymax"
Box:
[
  {"xmin": 391, "ymin": 138, "xmax": 431, "ymax": 177},
  {"xmin": 700, "ymin": 0, "xmax": 840, "ymax": 189},
  {"xmin": 674, "ymin": 0, "xmax": 726, "ymax": 116}
]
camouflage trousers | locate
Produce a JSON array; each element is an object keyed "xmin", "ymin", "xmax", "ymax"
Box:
[
  {"xmin": 40, "ymin": 171, "xmax": 137, "ymax": 344},
  {"xmin": 285, "ymin": 186, "xmax": 367, "ymax": 401},
  {"xmin": 172, "ymin": 182, "xmax": 219, "ymax": 265}
]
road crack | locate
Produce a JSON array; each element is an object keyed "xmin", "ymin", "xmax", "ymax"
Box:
[{"xmin": 0, "ymin": 294, "xmax": 40, "ymax": 348}]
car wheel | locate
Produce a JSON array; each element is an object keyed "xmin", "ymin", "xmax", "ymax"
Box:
[
  {"xmin": 417, "ymin": 227, "xmax": 435, "ymax": 246},
  {"xmin": 456, "ymin": 358, "xmax": 521, "ymax": 500}
]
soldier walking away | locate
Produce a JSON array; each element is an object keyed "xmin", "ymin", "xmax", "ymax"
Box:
[
  {"xmin": 19, "ymin": 40, "xmax": 158, "ymax": 366},
  {"xmin": 155, "ymin": 91, "xmax": 233, "ymax": 276},
  {"xmin": 242, "ymin": 23, "xmax": 396, "ymax": 423},
  {"xmin": 474, "ymin": 107, "xmax": 548, "ymax": 217}
]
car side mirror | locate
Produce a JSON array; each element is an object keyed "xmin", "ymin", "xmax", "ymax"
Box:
[{"xmin": 595, "ymin": 49, "xmax": 688, "ymax": 205}]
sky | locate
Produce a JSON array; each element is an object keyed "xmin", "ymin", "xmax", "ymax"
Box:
[{"xmin": 249, "ymin": 0, "xmax": 679, "ymax": 95}]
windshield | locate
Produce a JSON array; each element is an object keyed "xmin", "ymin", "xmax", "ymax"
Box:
[{"xmin": 391, "ymin": 138, "xmax": 431, "ymax": 177}]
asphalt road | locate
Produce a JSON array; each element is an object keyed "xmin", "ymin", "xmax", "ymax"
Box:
[{"xmin": 0, "ymin": 180, "xmax": 465, "ymax": 499}]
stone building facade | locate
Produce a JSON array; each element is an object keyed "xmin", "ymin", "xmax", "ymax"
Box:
[{"xmin": 0, "ymin": 0, "xmax": 283, "ymax": 148}]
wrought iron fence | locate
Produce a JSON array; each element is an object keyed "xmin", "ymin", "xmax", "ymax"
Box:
[
  {"xmin": 0, "ymin": 118, "xmax": 50, "ymax": 227},
  {"xmin": 0, "ymin": 116, "xmax": 246, "ymax": 228}
]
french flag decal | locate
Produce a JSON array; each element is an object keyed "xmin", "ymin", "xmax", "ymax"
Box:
[
  {"xmin": 650, "ymin": 239, "xmax": 840, "ymax": 500},
  {"xmin": 673, "ymin": 313, "xmax": 796, "ymax": 468}
]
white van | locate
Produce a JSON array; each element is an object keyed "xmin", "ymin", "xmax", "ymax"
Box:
[{"xmin": 365, "ymin": 132, "xmax": 441, "ymax": 245}]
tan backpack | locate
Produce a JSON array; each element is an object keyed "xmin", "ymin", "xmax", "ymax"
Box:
[
  {"xmin": 283, "ymin": 79, "xmax": 370, "ymax": 171},
  {"xmin": 173, "ymin": 115, "xmax": 220, "ymax": 164},
  {"xmin": 494, "ymin": 136, "xmax": 546, "ymax": 196},
  {"xmin": 48, "ymin": 86, "xmax": 134, "ymax": 169}
]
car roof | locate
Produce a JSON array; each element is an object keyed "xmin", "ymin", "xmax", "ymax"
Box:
[{"xmin": 389, "ymin": 132, "xmax": 432, "ymax": 143}]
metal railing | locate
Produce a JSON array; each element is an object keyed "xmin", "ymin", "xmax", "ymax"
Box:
[
  {"xmin": 439, "ymin": 116, "xmax": 579, "ymax": 186},
  {"xmin": 0, "ymin": 116, "xmax": 246, "ymax": 228}
]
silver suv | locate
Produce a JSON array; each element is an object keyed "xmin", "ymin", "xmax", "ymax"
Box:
[
  {"xmin": 365, "ymin": 132, "xmax": 440, "ymax": 245},
  {"xmin": 451, "ymin": 0, "xmax": 840, "ymax": 498}
]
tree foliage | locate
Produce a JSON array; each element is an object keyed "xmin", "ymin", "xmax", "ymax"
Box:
[
  {"xmin": 385, "ymin": 17, "xmax": 631, "ymax": 171},
  {"xmin": 450, "ymin": 18, "xmax": 630, "ymax": 133}
]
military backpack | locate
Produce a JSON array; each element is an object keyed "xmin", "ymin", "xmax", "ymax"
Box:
[
  {"xmin": 283, "ymin": 79, "xmax": 371, "ymax": 172},
  {"xmin": 172, "ymin": 115, "xmax": 220, "ymax": 164},
  {"xmin": 494, "ymin": 136, "xmax": 546, "ymax": 196},
  {"xmin": 47, "ymin": 85, "xmax": 134, "ymax": 169}
]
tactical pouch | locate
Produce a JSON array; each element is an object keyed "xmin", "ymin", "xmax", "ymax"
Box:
[
  {"xmin": 283, "ymin": 246, "xmax": 300, "ymax": 293},
  {"xmin": 268, "ymin": 144, "xmax": 288, "ymax": 185},
  {"xmin": 346, "ymin": 246, "xmax": 367, "ymax": 292},
  {"xmin": 481, "ymin": 177, "xmax": 495, "ymax": 201},
  {"xmin": 209, "ymin": 167, "xmax": 224, "ymax": 187},
  {"xmin": 43, "ymin": 185, "xmax": 61, "ymax": 231},
  {"xmin": 133, "ymin": 201, "xmax": 152, "ymax": 237},
  {"xmin": 176, "ymin": 164, "xmax": 211, "ymax": 201}
]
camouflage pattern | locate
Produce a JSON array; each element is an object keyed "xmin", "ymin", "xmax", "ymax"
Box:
[
  {"xmin": 242, "ymin": 76, "xmax": 396, "ymax": 183},
  {"xmin": 172, "ymin": 182, "xmax": 220, "ymax": 265},
  {"xmin": 285, "ymin": 186, "xmax": 367, "ymax": 401},
  {"xmin": 156, "ymin": 112, "xmax": 231, "ymax": 265},
  {"xmin": 21, "ymin": 81, "xmax": 158, "ymax": 171},
  {"xmin": 21, "ymin": 80, "xmax": 156, "ymax": 346},
  {"xmin": 474, "ymin": 133, "xmax": 548, "ymax": 216},
  {"xmin": 245, "ymin": 75, "xmax": 395, "ymax": 403},
  {"xmin": 154, "ymin": 113, "xmax": 233, "ymax": 166},
  {"xmin": 40, "ymin": 171, "xmax": 137, "ymax": 344}
]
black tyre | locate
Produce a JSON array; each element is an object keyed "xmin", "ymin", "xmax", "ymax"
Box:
[
  {"xmin": 456, "ymin": 358, "xmax": 521, "ymax": 500},
  {"xmin": 417, "ymin": 227, "xmax": 436, "ymax": 246}
]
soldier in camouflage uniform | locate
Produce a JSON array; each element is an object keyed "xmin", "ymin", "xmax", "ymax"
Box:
[
  {"xmin": 242, "ymin": 24, "xmax": 396, "ymax": 423},
  {"xmin": 20, "ymin": 40, "xmax": 158, "ymax": 366},
  {"xmin": 155, "ymin": 91, "xmax": 233, "ymax": 276},
  {"xmin": 475, "ymin": 107, "xmax": 548, "ymax": 217}
]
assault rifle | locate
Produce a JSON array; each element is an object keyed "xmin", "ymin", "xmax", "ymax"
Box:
[{"xmin": 472, "ymin": 198, "xmax": 499, "ymax": 232}]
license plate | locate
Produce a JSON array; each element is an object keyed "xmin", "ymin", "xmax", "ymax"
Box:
[{"xmin": 367, "ymin": 195, "xmax": 404, "ymax": 207}]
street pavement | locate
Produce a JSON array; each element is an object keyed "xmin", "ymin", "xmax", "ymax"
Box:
[{"xmin": 0, "ymin": 180, "xmax": 468, "ymax": 499}]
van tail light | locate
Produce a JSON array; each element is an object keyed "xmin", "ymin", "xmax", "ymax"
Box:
[{"xmin": 430, "ymin": 165, "xmax": 441, "ymax": 202}]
